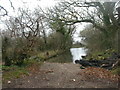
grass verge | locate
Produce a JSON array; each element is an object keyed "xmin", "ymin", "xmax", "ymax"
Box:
[
  {"xmin": 111, "ymin": 67, "xmax": 120, "ymax": 75},
  {"xmin": 2, "ymin": 59, "xmax": 43, "ymax": 83}
]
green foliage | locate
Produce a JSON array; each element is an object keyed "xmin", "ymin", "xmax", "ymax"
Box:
[
  {"xmin": 48, "ymin": 32, "xmax": 73, "ymax": 50},
  {"xmin": 2, "ymin": 65, "xmax": 29, "ymax": 81},
  {"xmin": 2, "ymin": 36, "xmax": 12, "ymax": 66},
  {"xmin": 86, "ymin": 48, "xmax": 117, "ymax": 60},
  {"xmin": 48, "ymin": 14, "xmax": 74, "ymax": 50},
  {"xmin": 2, "ymin": 59, "xmax": 43, "ymax": 82},
  {"xmin": 48, "ymin": 1, "xmax": 119, "ymax": 55},
  {"xmin": 2, "ymin": 36, "xmax": 29, "ymax": 66},
  {"xmin": 111, "ymin": 67, "xmax": 120, "ymax": 75},
  {"xmin": 80, "ymin": 25, "xmax": 118, "ymax": 55},
  {"xmin": 2, "ymin": 32, "xmax": 73, "ymax": 66}
]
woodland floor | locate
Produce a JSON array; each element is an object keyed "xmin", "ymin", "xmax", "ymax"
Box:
[{"xmin": 2, "ymin": 62, "xmax": 119, "ymax": 88}]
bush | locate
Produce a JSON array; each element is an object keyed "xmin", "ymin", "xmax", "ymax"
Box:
[
  {"xmin": 2, "ymin": 36, "xmax": 29, "ymax": 66},
  {"xmin": 111, "ymin": 67, "xmax": 120, "ymax": 75},
  {"xmin": 80, "ymin": 26, "xmax": 118, "ymax": 54},
  {"xmin": 48, "ymin": 32, "xmax": 73, "ymax": 50}
]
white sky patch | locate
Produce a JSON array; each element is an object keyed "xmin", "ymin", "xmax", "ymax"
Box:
[
  {"xmin": 0, "ymin": 0, "xmax": 58, "ymax": 16},
  {"xmin": 73, "ymin": 23, "xmax": 87, "ymax": 42}
]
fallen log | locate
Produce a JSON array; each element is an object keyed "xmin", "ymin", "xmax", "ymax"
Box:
[
  {"xmin": 75, "ymin": 59, "xmax": 120, "ymax": 70},
  {"xmin": 43, "ymin": 51, "xmax": 66, "ymax": 61}
]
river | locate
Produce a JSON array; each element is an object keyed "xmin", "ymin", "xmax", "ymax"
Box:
[{"xmin": 70, "ymin": 48, "xmax": 87, "ymax": 63}]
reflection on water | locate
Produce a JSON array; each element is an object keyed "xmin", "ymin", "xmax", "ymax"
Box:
[{"xmin": 70, "ymin": 48, "xmax": 87, "ymax": 63}]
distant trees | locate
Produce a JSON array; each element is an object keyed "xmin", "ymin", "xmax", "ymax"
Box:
[{"xmin": 80, "ymin": 25, "xmax": 107, "ymax": 53}]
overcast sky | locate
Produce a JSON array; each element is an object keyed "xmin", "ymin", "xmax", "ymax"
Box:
[
  {"xmin": 0, "ymin": 0, "xmax": 59, "ymax": 30},
  {"xmin": 0, "ymin": 0, "xmax": 91, "ymax": 42},
  {"xmin": 0, "ymin": 0, "xmax": 59, "ymax": 16}
]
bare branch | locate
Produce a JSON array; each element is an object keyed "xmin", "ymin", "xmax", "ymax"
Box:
[
  {"xmin": 9, "ymin": 0, "xmax": 15, "ymax": 10},
  {"xmin": 0, "ymin": 6, "xmax": 8, "ymax": 16}
]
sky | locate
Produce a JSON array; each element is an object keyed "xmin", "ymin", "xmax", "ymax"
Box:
[
  {"xmin": 0, "ymin": 0, "xmax": 86, "ymax": 42},
  {"xmin": 0, "ymin": 0, "xmax": 59, "ymax": 30},
  {"xmin": 0, "ymin": 0, "xmax": 59, "ymax": 16},
  {"xmin": 0, "ymin": 0, "xmax": 95, "ymax": 42}
]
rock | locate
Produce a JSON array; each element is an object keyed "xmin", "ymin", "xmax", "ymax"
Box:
[
  {"xmin": 75, "ymin": 60, "xmax": 93, "ymax": 67},
  {"xmin": 29, "ymin": 56, "xmax": 40, "ymax": 61},
  {"xmin": 112, "ymin": 60, "xmax": 120, "ymax": 68},
  {"xmin": 98, "ymin": 54, "xmax": 102, "ymax": 56},
  {"xmin": 80, "ymin": 66, "xmax": 85, "ymax": 69},
  {"xmin": 88, "ymin": 60, "xmax": 102, "ymax": 67},
  {"xmin": 72, "ymin": 79, "xmax": 76, "ymax": 82},
  {"xmin": 70, "ymin": 79, "xmax": 76, "ymax": 82},
  {"xmin": 7, "ymin": 81, "xmax": 11, "ymax": 84},
  {"xmin": 81, "ymin": 55, "xmax": 86, "ymax": 59},
  {"xmin": 29, "ymin": 56, "xmax": 37, "ymax": 59},
  {"xmin": 45, "ymin": 70, "xmax": 54, "ymax": 73}
]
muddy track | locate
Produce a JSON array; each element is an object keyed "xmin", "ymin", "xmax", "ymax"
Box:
[{"xmin": 3, "ymin": 62, "xmax": 119, "ymax": 88}]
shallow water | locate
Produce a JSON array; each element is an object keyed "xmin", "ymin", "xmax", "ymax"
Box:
[{"xmin": 70, "ymin": 48, "xmax": 87, "ymax": 63}]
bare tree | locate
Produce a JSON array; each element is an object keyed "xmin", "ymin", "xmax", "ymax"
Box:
[
  {"xmin": 48, "ymin": 1, "xmax": 119, "ymax": 49},
  {"xmin": 4, "ymin": 7, "xmax": 47, "ymax": 52},
  {"xmin": 0, "ymin": 0, "xmax": 14, "ymax": 16}
]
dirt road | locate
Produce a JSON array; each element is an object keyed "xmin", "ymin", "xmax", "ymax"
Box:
[{"xmin": 3, "ymin": 62, "xmax": 119, "ymax": 88}]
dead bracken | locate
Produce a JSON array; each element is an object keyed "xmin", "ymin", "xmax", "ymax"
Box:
[{"xmin": 78, "ymin": 67, "xmax": 119, "ymax": 82}]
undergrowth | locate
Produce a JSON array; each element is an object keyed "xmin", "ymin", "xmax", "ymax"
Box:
[{"xmin": 2, "ymin": 59, "xmax": 43, "ymax": 83}]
